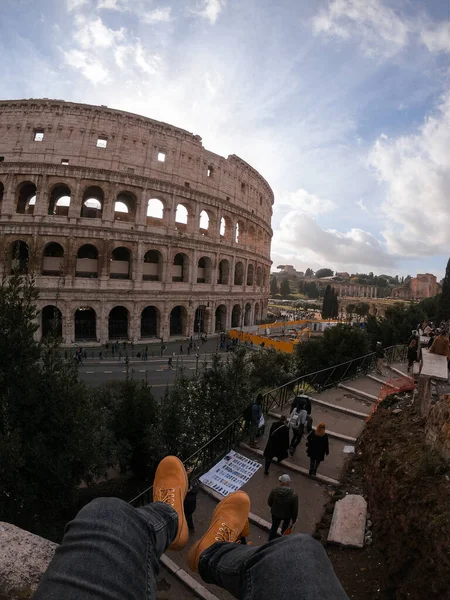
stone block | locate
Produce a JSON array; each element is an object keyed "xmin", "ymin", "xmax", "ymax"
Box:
[
  {"xmin": 327, "ymin": 494, "xmax": 367, "ymax": 548},
  {"xmin": 0, "ymin": 522, "xmax": 57, "ymax": 599}
]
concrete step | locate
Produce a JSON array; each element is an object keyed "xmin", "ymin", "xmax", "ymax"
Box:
[
  {"xmin": 337, "ymin": 383, "xmax": 378, "ymax": 403},
  {"xmin": 367, "ymin": 373, "xmax": 400, "ymax": 388},
  {"xmin": 268, "ymin": 411, "xmax": 357, "ymax": 444},
  {"xmin": 311, "ymin": 396, "xmax": 369, "ymax": 419}
]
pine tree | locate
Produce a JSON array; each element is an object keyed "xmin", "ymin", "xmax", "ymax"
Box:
[
  {"xmin": 322, "ymin": 285, "xmax": 332, "ymax": 318},
  {"xmin": 437, "ymin": 258, "xmax": 450, "ymax": 322},
  {"xmin": 280, "ymin": 279, "xmax": 291, "ymax": 298},
  {"xmin": 331, "ymin": 288, "xmax": 339, "ymax": 318},
  {"xmin": 270, "ymin": 276, "xmax": 279, "ymax": 295}
]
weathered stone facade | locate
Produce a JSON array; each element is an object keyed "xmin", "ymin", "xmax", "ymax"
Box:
[{"xmin": 0, "ymin": 100, "xmax": 273, "ymax": 343}]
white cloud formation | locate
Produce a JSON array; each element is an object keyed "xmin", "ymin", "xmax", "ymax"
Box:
[
  {"xmin": 75, "ymin": 15, "xmax": 125, "ymax": 49},
  {"xmin": 142, "ymin": 7, "xmax": 172, "ymax": 24},
  {"xmin": 369, "ymin": 93, "xmax": 450, "ymax": 257},
  {"xmin": 356, "ymin": 198, "xmax": 368, "ymax": 212},
  {"xmin": 66, "ymin": 0, "xmax": 89, "ymax": 11},
  {"xmin": 96, "ymin": 0, "xmax": 129, "ymax": 10},
  {"xmin": 281, "ymin": 188, "xmax": 335, "ymax": 216},
  {"xmin": 193, "ymin": 0, "xmax": 227, "ymax": 25},
  {"xmin": 63, "ymin": 49, "xmax": 109, "ymax": 83},
  {"xmin": 313, "ymin": 0, "xmax": 449, "ymax": 58},
  {"xmin": 273, "ymin": 209, "xmax": 394, "ymax": 271}
]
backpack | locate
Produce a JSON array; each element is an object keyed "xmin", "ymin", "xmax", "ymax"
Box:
[{"xmin": 288, "ymin": 409, "xmax": 302, "ymax": 429}]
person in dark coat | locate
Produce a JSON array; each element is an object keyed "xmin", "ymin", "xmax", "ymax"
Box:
[
  {"xmin": 306, "ymin": 422, "xmax": 329, "ymax": 476},
  {"xmin": 263, "ymin": 416, "xmax": 290, "ymax": 474},
  {"xmin": 291, "ymin": 390, "xmax": 312, "ymax": 415}
]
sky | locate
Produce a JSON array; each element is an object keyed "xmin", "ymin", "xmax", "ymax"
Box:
[{"xmin": 1, "ymin": 0, "xmax": 449, "ymax": 278}]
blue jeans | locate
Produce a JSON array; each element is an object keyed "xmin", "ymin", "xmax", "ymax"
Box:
[{"xmin": 35, "ymin": 497, "xmax": 348, "ymax": 600}]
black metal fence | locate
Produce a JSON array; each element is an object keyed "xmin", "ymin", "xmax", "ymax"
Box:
[{"xmin": 129, "ymin": 344, "xmax": 406, "ymax": 507}]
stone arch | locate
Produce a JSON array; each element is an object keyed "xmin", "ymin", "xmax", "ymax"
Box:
[
  {"xmin": 254, "ymin": 302, "xmax": 260, "ymax": 324},
  {"xmin": 220, "ymin": 215, "xmax": 232, "ymax": 240},
  {"xmin": 234, "ymin": 261, "xmax": 244, "ymax": 286},
  {"xmin": 235, "ymin": 220, "xmax": 245, "ymax": 244},
  {"xmin": 170, "ymin": 305, "xmax": 188, "ymax": 336},
  {"xmin": 231, "ymin": 304, "xmax": 242, "ymax": 328},
  {"xmin": 194, "ymin": 305, "xmax": 208, "ymax": 333},
  {"xmin": 110, "ymin": 246, "xmax": 132, "ymax": 279},
  {"xmin": 256, "ymin": 266, "xmax": 262, "ymax": 286},
  {"xmin": 172, "ymin": 252, "xmax": 189, "ymax": 282},
  {"xmin": 48, "ymin": 183, "xmax": 71, "ymax": 216},
  {"xmin": 247, "ymin": 264, "xmax": 254, "ymax": 286},
  {"xmin": 197, "ymin": 256, "xmax": 212, "ymax": 284},
  {"xmin": 16, "ymin": 181, "xmax": 37, "ymax": 215},
  {"xmin": 217, "ymin": 259, "xmax": 230, "ymax": 285},
  {"xmin": 108, "ymin": 306, "xmax": 129, "ymax": 340},
  {"xmin": 143, "ymin": 249, "xmax": 162, "ymax": 281},
  {"xmin": 74, "ymin": 306, "xmax": 97, "ymax": 341},
  {"xmin": 215, "ymin": 304, "xmax": 227, "ymax": 332},
  {"xmin": 244, "ymin": 302, "xmax": 252, "ymax": 326},
  {"xmin": 175, "ymin": 203, "xmax": 189, "ymax": 231},
  {"xmin": 141, "ymin": 306, "xmax": 160, "ymax": 338},
  {"xmin": 9, "ymin": 240, "xmax": 29, "ymax": 273},
  {"xmin": 76, "ymin": 244, "xmax": 99, "ymax": 278},
  {"xmin": 114, "ymin": 191, "xmax": 136, "ymax": 222},
  {"xmin": 81, "ymin": 186, "xmax": 104, "ymax": 218},
  {"xmin": 0, "ymin": 181, "xmax": 4, "ymax": 214},
  {"xmin": 42, "ymin": 242, "xmax": 64, "ymax": 275},
  {"xmin": 41, "ymin": 305, "xmax": 62, "ymax": 338},
  {"xmin": 248, "ymin": 225, "xmax": 256, "ymax": 248},
  {"xmin": 147, "ymin": 198, "xmax": 165, "ymax": 225},
  {"xmin": 199, "ymin": 209, "xmax": 211, "ymax": 234}
]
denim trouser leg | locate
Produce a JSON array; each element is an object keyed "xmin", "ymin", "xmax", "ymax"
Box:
[
  {"xmin": 34, "ymin": 497, "xmax": 178, "ymax": 600},
  {"xmin": 199, "ymin": 534, "xmax": 349, "ymax": 600}
]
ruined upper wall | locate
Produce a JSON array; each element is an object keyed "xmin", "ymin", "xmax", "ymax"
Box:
[{"xmin": 0, "ymin": 99, "xmax": 274, "ymax": 221}]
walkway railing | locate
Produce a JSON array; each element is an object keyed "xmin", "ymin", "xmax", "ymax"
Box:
[{"xmin": 129, "ymin": 344, "xmax": 406, "ymax": 506}]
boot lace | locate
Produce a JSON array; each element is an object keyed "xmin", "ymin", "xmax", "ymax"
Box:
[
  {"xmin": 156, "ymin": 488, "xmax": 175, "ymax": 507},
  {"xmin": 215, "ymin": 523, "xmax": 240, "ymax": 543}
]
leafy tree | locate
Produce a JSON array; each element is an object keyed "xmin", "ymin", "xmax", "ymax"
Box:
[
  {"xmin": 437, "ymin": 258, "xmax": 450, "ymax": 322},
  {"xmin": 305, "ymin": 281, "xmax": 319, "ymax": 298},
  {"xmin": 419, "ymin": 295, "xmax": 440, "ymax": 321},
  {"xmin": 0, "ymin": 269, "xmax": 113, "ymax": 530},
  {"xmin": 316, "ymin": 268, "xmax": 334, "ymax": 278},
  {"xmin": 354, "ymin": 302, "xmax": 370, "ymax": 320},
  {"xmin": 346, "ymin": 303, "xmax": 356, "ymax": 321},
  {"xmin": 270, "ymin": 276, "xmax": 279, "ymax": 295},
  {"xmin": 305, "ymin": 268, "xmax": 315, "ymax": 277},
  {"xmin": 248, "ymin": 348, "xmax": 294, "ymax": 390},
  {"xmin": 331, "ymin": 288, "xmax": 339, "ymax": 318},
  {"xmin": 322, "ymin": 285, "xmax": 333, "ymax": 318},
  {"xmin": 366, "ymin": 303, "xmax": 426, "ymax": 348},
  {"xmin": 280, "ymin": 278, "xmax": 291, "ymax": 298}
]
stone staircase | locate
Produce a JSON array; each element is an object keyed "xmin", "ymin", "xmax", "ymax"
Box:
[{"xmin": 160, "ymin": 360, "xmax": 407, "ymax": 599}]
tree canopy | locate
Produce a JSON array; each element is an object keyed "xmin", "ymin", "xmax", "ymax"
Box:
[{"xmin": 316, "ymin": 268, "xmax": 334, "ymax": 278}]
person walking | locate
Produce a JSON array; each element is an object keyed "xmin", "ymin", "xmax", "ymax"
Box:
[
  {"xmin": 306, "ymin": 422, "xmax": 329, "ymax": 476},
  {"xmin": 247, "ymin": 394, "xmax": 263, "ymax": 449},
  {"xmin": 375, "ymin": 341, "xmax": 384, "ymax": 375},
  {"xmin": 263, "ymin": 415, "xmax": 290, "ymax": 474},
  {"xmin": 35, "ymin": 455, "xmax": 349, "ymax": 600},
  {"xmin": 430, "ymin": 329, "xmax": 450, "ymax": 356},
  {"xmin": 168, "ymin": 356, "xmax": 173, "ymax": 370},
  {"xmin": 407, "ymin": 335, "xmax": 419, "ymax": 373},
  {"xmin": 291, "ymin": 389, "xmax": 312, "ymax": 415},
  {"xmin": 267, "ymin": 474, "xmax": 298, "ymax": 541},
  {"xmin": 288, "ymin": 406, "xmax": 308, "ymax": 456}
]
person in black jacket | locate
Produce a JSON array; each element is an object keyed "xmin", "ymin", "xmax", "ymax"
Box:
[
  {"xmin": 306, "ymin": 422, "xmax": 329, "ymax": 476},
  {"xmin": 267, "ymin": 474, "xmax": 298, "ymax": 541},
  {"xmin": 263, "ymin": 416, "xmax": 290, "ymax": 474},
  {"xmin": 291, "ymin": 389, "xmax": 312, "ymax": 415}
]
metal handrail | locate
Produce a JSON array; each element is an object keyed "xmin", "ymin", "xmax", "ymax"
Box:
[{"xmin": 129, "ymin": 344, "xmax": 406, "ymax": 506}]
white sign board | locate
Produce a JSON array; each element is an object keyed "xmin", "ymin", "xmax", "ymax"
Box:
[{"xmin": 200, "ymin": 450, "xmax": 261, "ymax": 497}]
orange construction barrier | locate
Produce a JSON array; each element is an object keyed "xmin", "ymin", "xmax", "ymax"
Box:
[
  {"xmin": 367, "ymin": 375, "xmax": 417, "ymax": 421},
  {"xmin": 229, "ymin": 329, "xmax": 296, "ymax": 353}
]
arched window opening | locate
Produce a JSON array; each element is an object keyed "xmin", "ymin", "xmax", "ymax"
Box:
[
  {"xmin": 114, "ymin": 192, "xmax": 136, "ymax": 222},
  {"xmin": 220, "ymin": 217, "xmax": 226, "ymax": 237},
  {"xmin": 235, "ymin": 223, "xmax": 240, "ymax": 244},
  {"xmin": 254, "ymin": 302, "xmax": 260, "ymax": 325},
  {"xmin": 108, "ymin": 306, "xmax": 129, "ymax": 340},
  {"xmin": 220, "ymin": 215, "xmax": 231, "ymax": 239},
  {"xmin": 194, "ymin": 305, "xmax": 207, "ymax": 333},
  {"xmin": 199, "ymin": 210, "xmax": 210, "ymax": 233},
  {"xmin": 110, "ymin": 247, "xmax": 131, "ymax": 279},
  {"xmin": 244, "ymin": 303, "xmax": 252, "ymax": 326},
  {"xmin": 0, "ymin": 182, "xmax": 4, "ymax": 214},
  {"xmin": 42, "ymin": 305, "xmax": 62, "ymax": 338},
  {"xmin": 247, "ymin": 264, "xmax": 254, "ymax": 286},
  {"xmin": 215, "ymin": 305, "xmax": 227, "ymax": 332},
  {"xmin": 170, "ymin": 306, "xmax": 187, "ymax": 336},
  {"xmin": 48, "ymin": 185, "xmax": 71, "ymax": 216},
  {"xmin": 10, "ymin": 240, "xmax": 29, "ymax": 273},
  {"xmin": 43, "ymin": 242, "xmax": 64, "ymax": 275},
  {"xmin": 75, "ymin": 307, "xmax": 96, "ymax": 341},
  {"xmin": 263, "ymin": 268, "xmax": 268, "ymax": 287},
  {"xmin": 172, "ymin": 253, "xmax": 188, "ymax": 283},
  {"xmin": 76, "ymin": 244, "xmax": 99, "ymax": 278},
  {"xmin": 197, "ymin": 256, "xmax": 212, "ymax": 284},
  {"xmin": 231, "ymin": 304, "xmax": 241, "ymax": 328},
  {"xmin": 16, "ymin": 182, "xmax": 37, "ymax": 215},
  {"xmin": 256, "ymin": 266, "xmax": 262, "ymax": 287},
  {"xmin": 175, "ymin": 204, "xmax": 188, "ymax": 230},
  {"xmin": 81, "ymin": 186, "xmax": 104, "ymax": 218},
  {"xmin": 234, "ymin": 261, "xmax": 244, "ymax": 286},
  {"xmin": 147, "ymin": 198, "xmax": 164, "ymax": 223},
  {"xmin": 217, "ymin": 259, "xmax": 230, "ymax": 285},
  {"xmin": 143, "ymin": 250, "xmax": 162, "ymax": 281},
  {"xmin": 141, "ymin": 306, "xmax": 159, "ymax": 338},
  {"xmin": 248, "ymin": 226, "xmax": 255, "ymax": 247}
]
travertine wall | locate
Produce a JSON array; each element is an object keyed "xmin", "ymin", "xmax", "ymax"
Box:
[{"xmin": 0, "ymin": 100, "xmax": 273, "ymax": 343}]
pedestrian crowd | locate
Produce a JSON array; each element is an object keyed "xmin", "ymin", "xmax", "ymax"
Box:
[{"xmin": 407, "ymin": 320, "xmax": 450, "ymax": 374}]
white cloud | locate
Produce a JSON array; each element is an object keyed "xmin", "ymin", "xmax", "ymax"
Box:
[
  {"xmin": 312, "ymin": 0, "xmax": 449, "ymax": 58},
  {"xmin": 356, "ymin": 198, "xmax": 368, "ymax": 212},
  {"xmin": 142, "ymin": 7, "xmax": 172, "ymax": 24},
  {"xmin": 193, "ymin": 0, "xmax": 227, "ymax": 25},
  {"xmin": 281, "ymin": 188, "xmax": 335, "ymax": 216},
  {"xmin": 66, "ymin": 0, "xmax": 89, "ymax": 11},
  {"xmin": 97, "ymin": 0, "xmax": 129, "ymax": 10},
  {"xmin": 369, "ymin": 93, "xmax": 450, "ymax": 256},
  {"xmin": 63, "ymin": 49, "xmax": 109, "ymax": 83},
  {"xmin": 75, "ymin": 15, "xmax": 125, "ymax": 49},
  {"xmin": 273, "ymin": 210, "xmax": 393, "ymax": 271}
]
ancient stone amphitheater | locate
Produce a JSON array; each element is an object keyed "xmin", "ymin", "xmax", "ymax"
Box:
[{"xmin": 0, "ymin": 100, "xmax": 273, "ymax": 343}]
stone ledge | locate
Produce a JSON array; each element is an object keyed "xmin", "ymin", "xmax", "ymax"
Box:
[
  {"xmin": 160, "ymin": 555, "xmax": 220, "ymax": 600},
  {"xmin": 337, "ymin": 383, "xmax": 378, "ymax": 403},
  {"xmin": 311, "ymin": 397, "xmax": 369, "ymax": 419},
  {"xmin": 327, "ymin": 494, "xmax": 367, "ymax": 548}
]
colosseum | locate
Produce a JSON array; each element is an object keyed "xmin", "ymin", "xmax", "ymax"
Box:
[{"xmin": 0, "ymin": 99, "xmax": 273, "ymax": 344}]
